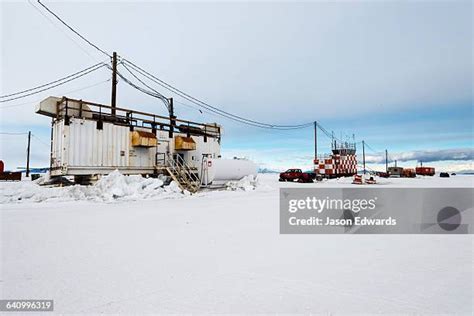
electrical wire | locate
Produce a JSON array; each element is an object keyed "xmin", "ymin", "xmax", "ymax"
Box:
[
  {"xmin": 316, "ymin": 122, "xmax": 344, "ymax": 143},
  {"xmin": 28, "ymin": 0, "xmax": 99, "ymax": 62},
  {"xmin": 364, "ymin": 142, "xmax": 384, "ymax": 155},
  {"xmin": 116, "ymin": 70, "xmax": 167, "ymax": 102},
  {"xmin": 29, "ymin": 1, "xmax": 325, "ymax": 131},
  {"xmin": 120, "ymin": 64, "xmax": 309, "ymax": 129},
  {"xmin": 121, "ymin": 58, "xmax": 314, "ymax": 130},
  {"xmin": 32, "ymin": 0, "xmax": 364, "ymax": 142},
  {"xmin": 0, "ymin": 63, "xmax": 107, "ymax": 103},
  {"xmin": 174, "ymin": 100, "xmax": 204, "ymax": 114},
  {"xmin": 0, "ymin": 78, "xmax": 111, "ymax": 110},
  {"xmin": 0, "ymin": 132, "xmax": 28, "ymax": 135},
  {"xmin": 0, "ymin": 62, "xmax": 106, "ymax": 99},
  {"xmin": 32, "ymin": 134, "xmax": 51, "ymax": 148},
  {"xmin": 34, "ymin": 0, "xmax": 312, "ymax": 129},
  {"xmin": 121, "ymin": 62, "xmax": 167, "ymax": 100},
  {"xmin": 36, "ymin": 0, "xmax": 111, "ymax": 57},
  {"xmin": 119, "ymin": 62, "xmax": 169, "ymax": 111}
]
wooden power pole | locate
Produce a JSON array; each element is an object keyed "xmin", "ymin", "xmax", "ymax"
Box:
[
  {"xmin": 168, "ymin": 97, "xmax": 175, "ymax": 138},
  {"xmin": 26, "ymin": 131, "xmax": 31, "ymax": 177},
  {"xmin": 111, "ymin": 52, "xmax": 117, "ymax": 116},
  {"xmin": 362, "ymin": 140, "xmax": 366, "ymax": 174},
  {"xmin": 314, "ymin": 121, "xmax": 317, "ymax": 160}
]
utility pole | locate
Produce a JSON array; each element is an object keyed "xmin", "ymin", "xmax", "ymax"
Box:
[
  {"xmin": 385, "ymin": 149, "xmax": 388, "ymax": 173},
  {"xmin": 168, "ymin": 97, "xmax": 175, "ymax": 138},
  {"xmin": 111, "ymin": 51, "xmax": 118, "ymax": 116},
  {"xmin": 331, "ymin": 131, "xmax": 335, "ymax": 150},
  {"xmin": 362, "ymin": 140, "xmax": 366, "ymax": 174},
  {"xmin": 314, "ymin": 121, "xmax": 317, "ymax": 160},
  {"xmin": 26, "ymin": 131, "xmax": 31, "ymax": 178}
]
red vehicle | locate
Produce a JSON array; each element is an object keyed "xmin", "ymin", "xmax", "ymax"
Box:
[
  {"xmin": 375, "ymin": 171, "xmax": 389, "ymax": 178},
  {"xmin": 403, "ymin": 168, "xmax": 416, "ymax": 178},
  {"xmin": 279, "ymin": 169, "xmax": 315, "ymax": 183},
  {"xmin": 416, "ymin": 167, "xmax": 435, "ymax": 176}
]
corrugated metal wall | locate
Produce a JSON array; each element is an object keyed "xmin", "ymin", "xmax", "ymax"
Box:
[
  {"xmin": 67, "ymin": 119, "xmax": 130, "ymax": 167},
  {"xmin": 50, "ymin": 118, "xmax": 220, "ymax": 175},
  {"xmin": 51, "ymin": 118, "xmax": 133, "ymax": 169}
]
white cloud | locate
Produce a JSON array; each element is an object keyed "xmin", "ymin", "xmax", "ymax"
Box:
[
  {"xmin": 365, "ymin": 148, "xmax": 473, "ymax": 164},
  {"xmin": 1, "ymin": 1, "xmax": 471, "ymax": 126}
]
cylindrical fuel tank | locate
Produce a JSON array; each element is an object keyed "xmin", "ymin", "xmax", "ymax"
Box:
[{"xmin": 202, "ymin": 158, "xmax": 257, "ymax": 184}]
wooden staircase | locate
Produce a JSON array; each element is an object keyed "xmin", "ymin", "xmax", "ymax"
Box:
[{"xmin": 165, "ymin": 153, "xmax": 201, "ymax": 193}]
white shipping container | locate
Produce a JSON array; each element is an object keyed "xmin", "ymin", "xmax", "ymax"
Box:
[{"xmin": 51, "ymin": 118, "xmax": 156, "ymax": 176}]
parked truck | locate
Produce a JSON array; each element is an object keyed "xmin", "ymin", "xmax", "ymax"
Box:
[{"xmin": 279, "ymin": 169, "xmax": 315, "ymax": 183}]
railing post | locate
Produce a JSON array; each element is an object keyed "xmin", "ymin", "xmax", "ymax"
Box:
[
  {"xmin": 64, "ymin": 99, "xmax": 70, "ymax": 125},
  {"xmin": 97, "ymin": 104, "xmax": 103, "ymax": 130},
  {"xmin": 79, "ymin": 99, "xmax": 83, "ymax": 118}
]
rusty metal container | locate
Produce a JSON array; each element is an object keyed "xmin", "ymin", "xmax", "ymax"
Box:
[
  {"xmin": 131, "ymin": 131, "xmax": 157, "ymax": 147},
  {"xmin": 0, "ymin": 172, "xmax": 22, "ymax": 181},
  {"xmin": 175, "ymin": 136, "xmax": 196, "ymax": 151},
  {"xmin": 416, "ymin": 167, "xmax": 435, "ymax": 176},
  {"xmin": 402, "ymin": 168, "xmax": 416, "ymax": 178}
]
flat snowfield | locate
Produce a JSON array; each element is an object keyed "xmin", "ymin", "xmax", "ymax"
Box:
[{"xmin": 1, "ymin": 174, "xmax": 473, "ymax": 314}]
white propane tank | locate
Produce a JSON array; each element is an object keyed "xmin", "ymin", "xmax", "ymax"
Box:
[{"xmin": 202, "ymin": 158, "xmax": 257, "ymax": 185}]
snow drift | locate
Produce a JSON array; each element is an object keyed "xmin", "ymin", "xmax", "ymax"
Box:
[
  {"xmin": 225, "ymin": 175, "xmax": 259, "ymax": 191},
  {"xmin": 0, "ymin": 170, "xmax": 261, "ymax": 204},
  {"xmin": 0, "ymin": 170, "xmax": 180, "ymax": 203}
]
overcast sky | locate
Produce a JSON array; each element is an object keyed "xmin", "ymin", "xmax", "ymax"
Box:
[{"xmin": 1, "ymin": 0, "xmax": 472, "ymax": 172}]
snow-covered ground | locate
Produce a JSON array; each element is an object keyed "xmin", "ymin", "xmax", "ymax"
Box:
[{"xmin": 1, "ymin": 173, "xmax": 473, "ymax": 314}]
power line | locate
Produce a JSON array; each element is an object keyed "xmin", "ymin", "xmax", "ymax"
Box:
[
  {"xmin": 121, "ymin": 58, "xmax": 313, "ymax": 130},
  {"xmin": 316, "ymin": 122, "xmax": 344, "ymax": 143},
  {"xmin": 364, "ymin": 142, "xmax": 384, "ymax": 155},
  {"xmin": 120, "ymin": 59, "xmax": 277, "ymax": 128},
  {"xmin": 116, "ymin": 70, "xmax": 168, "ymax": 103},
  {"xmin": 32, "ymin": 134, "xmax": 51, "ymax": 148},
  {"xmin": 0, "ymin": 78, "xmax": 111, "ymax": 110},
  {"xmin": 32, "ymin": 1, "xmax": 357, "ymax": 137},
  {"xmin": 174, "ymin": 100, "xmax": 204, "ymax": 114},
  {"xmin": 0, "ymin": 62, "xmax": 106, "ymax": 99},
  {"xmin": 119, "ymin": 62, "xmax": 169, "ymax": 110},
  {"xmin": 30, "ymin": 1, "xmax": 325, "ymax": 131},
  {"xmin": 36, "ymin": 0, "xmax": 111, "ymax": 57},
  {"xmin": 0, "ymin": 132, "xmax": 29, "ymax": 135},
  {"xmin": 124, "ymin": 58, "xmax": 314, "ymax": 129},
  {"xmin": 0, "ymin": 63, "xmax": 107, "ymax": 103},
  {"xmin": 121, "ymin": 62, "xmax": 166, "ymax": 100},
  {"xmin": 27, "ymin": 0, "xmax": 99, "ymax": 62}
]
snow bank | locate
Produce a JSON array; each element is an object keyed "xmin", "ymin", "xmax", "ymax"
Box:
[
  {"xmin": 225, "ymin": 175, "xmax": 259, "ymax": 191},
  {"xmin": 0, "ymin": 170, "xmax": 183, "ymax": 204}
]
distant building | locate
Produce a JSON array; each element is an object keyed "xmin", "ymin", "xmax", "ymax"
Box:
[
  {"xmin": 314, "ymin": 141, "xmax": 357, "ymax": 178},
  {"xmin": 388, "ymin": 166, "xmax": 403, "ymax": 177}
]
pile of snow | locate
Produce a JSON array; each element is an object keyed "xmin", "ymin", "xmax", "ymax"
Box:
[
  {"xmin": 0, "ymin": 170, "xmax": 184, "ymax": 204},
  {"xmin": 225, "ymin": 175, "xmax": 258, "ymax": 191}
]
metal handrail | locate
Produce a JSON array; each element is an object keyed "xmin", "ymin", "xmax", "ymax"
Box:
[
  {"xmin": 56, "ymin": 97, "xmax": 221, "ymax": 139},
  {"xmin": 165, "ymin": 153, "xmax": 200, "ymax": 186}
]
